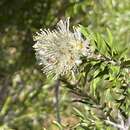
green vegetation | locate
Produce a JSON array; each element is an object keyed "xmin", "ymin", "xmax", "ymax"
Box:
[{"xmin": 0, "ymin": 0, "xmax": 130, "ymax": 130}]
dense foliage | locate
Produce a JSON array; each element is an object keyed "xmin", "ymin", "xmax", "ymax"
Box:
[{"xmin": 0, "ymin": 0, "xmax": 130, "ymax": 130}]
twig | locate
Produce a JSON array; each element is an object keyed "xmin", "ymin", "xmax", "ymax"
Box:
[{"xmin": 55, "ymin": 79, "xmax": 61, "ymax": 123}]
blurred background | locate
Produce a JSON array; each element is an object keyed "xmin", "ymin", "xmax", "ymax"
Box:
[{"xmin": 0, "ymin": 0, "xmax": 130, "ymax": 129}]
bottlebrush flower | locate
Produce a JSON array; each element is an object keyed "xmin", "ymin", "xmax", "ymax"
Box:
[{"xmin": 33, "ymin": 18, "xmax": 92, "ymax": 79}]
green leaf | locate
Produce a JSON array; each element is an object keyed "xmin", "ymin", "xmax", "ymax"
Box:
[
  {"xmin": 121, "ymin": 60, "xmax": 130, "ymax": 67},
  {"xmin": 104, "ymin": 40, "xmax": 113, "ymax": 57},
  {"xmin": 73, "ymin": 107, "xmax": 85, "ymax": 120},
  {"xmin": 53, "ymin": 121, "xmax": 63, "ymax": 130},
  {"xmin": 106, "ymin": 28, "xmax": 113, "ymax": 46},
  {"xmin": 79, "ymin": 25, "xmax": 90, "ymax": 38},
  {"xmin": 94, "ymin": 66, "xmax": 109, "ymax": 79}
]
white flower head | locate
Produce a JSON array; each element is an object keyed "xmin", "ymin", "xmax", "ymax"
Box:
[{"xmin": 33, "ymin": 17, "xmax": 91, "ymax": 79}]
